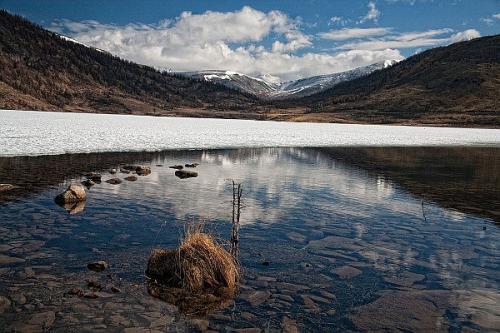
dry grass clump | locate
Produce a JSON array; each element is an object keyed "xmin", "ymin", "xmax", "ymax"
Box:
[{"xmin": 146, "ymin": 228, "xmax": 239, "ymax": 296}]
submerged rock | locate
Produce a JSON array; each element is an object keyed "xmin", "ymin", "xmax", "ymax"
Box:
[
  {"xmin": 350, "ymin": 290, "xmax": 451, "ymax": 332},
  {"xmin": 120, "ymin": 168, "xmax": 131, "ymax": 174},
  {"xmin": 169, "ymin": 165, "xmax": 184, "ymax": 170},
  {"xmin": 121, "ymin": 165, "xmax": 151, "ymax": 175},
  {"xmin": 55, "ymin": 185, "xmax": 86, "ymax": 204},
  {"xmin": 84, "ymin": 172, "xmax": 102, "ymax": 181},
  {"xmin": 185, "ymin": 163, "xmax": 199, "ymax": 168},
  {"xmin": 87, "ymin": 261, "xmax": 108, "ymax": 272},
  {"xmin": 81, "ymin": 179, "xmax": 95, "ymax": 188},
  {"xmin": 0, "ymin": 295, "xmax": 11, "ymax": 313},
  {"xmin": 175, "ymin": 170, "xmax": 198, "ymax": 179},
  {"xmin": 0, "ymin": 184, "xmax": 18, "ymax": 192},
  {"xmin": 125, "ymin": 175, "xmax": 138, "ymax": 181},
  {"xmin": 332, "ymin": 265, "xmax": 362, "ymax": 279},
  {"xmin": 106, "ymin": 178, "xmax": 122, "ymax": 185}
]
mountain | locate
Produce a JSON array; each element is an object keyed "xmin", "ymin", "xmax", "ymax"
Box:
[
  {"xmin": 0, "ymin": 10, "xmax": 498, "ymax": 127},
  {"xmin": 273, "ymin": 60, "xmax": 398, "ymax": 99},
  {"xmin": 180, "ymin": 60, "xmax": 398, "ymax": 99},
  {"xmin": 0, "ymin": 10, "xmax": 259, "ymax": 116},
  {"xmin": 280, "ymin": 35, "xmax": 500, "ymax": 127},
  {"xmin": 180, "ymin": 70, "xmax": 279, "ymax": 97}
]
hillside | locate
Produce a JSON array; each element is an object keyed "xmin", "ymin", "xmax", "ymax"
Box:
[
  {"xmin": 0, "ymin": 10, "xmax": 260, "ymax": 116},
  {"xmin": 0, "ymin": 10, "xmax": 499, "ymax": 127},
  {"xmin": 280, "ymin": 35, "xmax": 500, "ymax": 127}
]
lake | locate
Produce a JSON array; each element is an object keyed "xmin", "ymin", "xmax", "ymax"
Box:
[
  {"xmin": 1, "ymin": 110, "xmax": 500, "ymax": 156},
  {"xmin": 0, "ymin": 111, "xmax": 499, "ymax": 332}
]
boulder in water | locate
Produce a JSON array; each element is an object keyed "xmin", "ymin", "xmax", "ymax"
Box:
[
  {"xmin": 87, "ymin": 261, "xmax": 108, "ymax": 272},
  {"xmin": 81, "ymin": 179, "xmax": 95, "ymax": 188},
  {"xmin": 175, "ymin": 170, "xmax": 198, "ymax": 179},
  {"xmin": 106, "ymin": 178, "xmax": 122, "ymax": 185},
  {"xmin": 55, "ymin": 185, "xmax": 86, "ymax": 204},
  {"xmin": 136, "ymin": 166, "xmax": 151, "ymax": 176}
]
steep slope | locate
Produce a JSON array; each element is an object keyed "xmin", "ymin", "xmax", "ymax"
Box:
[
  {"xmin": 274, "ymin": 60, "xmax": 398, "ymax": 99},
  {"xmin": 0, "ymin": 10, "xmax": 259, "ymax": 115},
  {"xmin": 284, "ymin": 35, "xmax": 500, "ymax": 127},
  {"xmin": 181, "ymin": 61, "xmax": 397, "ymax": 99}
]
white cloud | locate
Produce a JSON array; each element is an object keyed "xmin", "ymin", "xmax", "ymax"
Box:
[
  {"xmin": 319, "ymin": 27, "xmax": 392, "ymax": 41},
  {"xmin": 329, "ymin": 16, "xmax": 350, "ymax": 27},
  {"xmin": 449, "ymin": 29, "xmax": 480, "ymax": 43},
  {"xmin": 481, "ymin": 13, "xmax": 500, "ymax": 25},
  {"xmin": 480, "ymin": 17, "xmax": 494, "ymax": 25},
  {"xmin": 337, "ymin": 28, "xmax": 479, "ymax": 51},
  {"xmin": 359, "ymin": 1, "xmax": 380, "ymax": 24},
  {"xmin": 49, "ymin": 6, "xmax": 403, "ymax": 81}
]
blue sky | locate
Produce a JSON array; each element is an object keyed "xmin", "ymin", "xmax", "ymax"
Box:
[{"xmin": 2, "ymin": 0, "xmax": 499, "ymax": 81}]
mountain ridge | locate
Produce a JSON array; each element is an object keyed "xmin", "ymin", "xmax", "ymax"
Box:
[
  {"xmin": 0, "ymin": 10, "xmax": 499, "ymax": 127},
  {"xmin": 179, "ymin": 60, "xmax": 399, "ymax": 99}
]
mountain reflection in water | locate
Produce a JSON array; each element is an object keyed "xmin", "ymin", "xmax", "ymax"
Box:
[{"xmin": 0, "ymin": 147, "xmax": 498, "ymax": 332}]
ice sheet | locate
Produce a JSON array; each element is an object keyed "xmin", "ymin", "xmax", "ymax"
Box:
[{"xmin": 1, "ymin": 110, "xmax": 499, "ymax": 156}]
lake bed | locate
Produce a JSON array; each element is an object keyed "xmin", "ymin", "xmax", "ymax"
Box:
[{"xmin": 0, "ymin": 146, "xmax": 499, "ymax": 332}]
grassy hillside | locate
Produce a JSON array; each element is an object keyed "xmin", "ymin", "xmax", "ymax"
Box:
[
  {"xmin": 0, "ymin": 10, "xmax": 259, "ymax": 115},
  {"xmin": 280, "ymin": 35, "xmax": 500, "ymax": 127}
]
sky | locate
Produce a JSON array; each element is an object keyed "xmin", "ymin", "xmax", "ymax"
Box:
[{"xmin": 2, "ymin": 0, "xmax": 499, "ymax": 82}]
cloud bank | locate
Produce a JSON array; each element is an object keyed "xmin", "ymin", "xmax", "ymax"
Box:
[{"xmin": 49, "ymin": 5, "xmax": 480, "ymax": 81}]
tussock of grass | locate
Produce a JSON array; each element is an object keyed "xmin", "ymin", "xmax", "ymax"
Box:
[{"xmin": 146, "ymin": 227, "xmax": 239, "ymax": 295}]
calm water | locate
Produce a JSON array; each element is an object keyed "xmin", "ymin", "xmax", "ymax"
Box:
[{"xmin": 0, "ymin": 147, "xmax": 499, "ymax": 332}]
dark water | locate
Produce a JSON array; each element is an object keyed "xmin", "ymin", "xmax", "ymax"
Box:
[{"xmin": 0, "ymin": 147, "xmax": 499, "ymax": 332}]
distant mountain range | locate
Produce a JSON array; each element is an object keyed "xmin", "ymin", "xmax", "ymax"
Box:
[
  {"xmin": 179, "ymin": 60, "xmax": 399, "ymax": 99},
  {"xmin": 0, "ymin": 10, "xmax": 498, "ymax": 127}
]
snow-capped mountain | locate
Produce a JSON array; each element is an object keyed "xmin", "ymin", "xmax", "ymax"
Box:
[
  {"xmin": 180, "ymin": 60, "xmax": 399, "ymax": 99},
  {"xmin": 180, "ymin": 70, "xmax": 280, "ymax": 96},
  {"xmin": 57, "ymin": 34, "xmax": 110, "ymax": 54}
]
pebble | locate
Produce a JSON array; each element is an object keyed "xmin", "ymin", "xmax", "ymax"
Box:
[
  {"xmin": 282, "ymin": 316, "xmax": 299, "ymax": 333},
  {"xmin": 0, "ymin": 295, "xmax": 11, "ymax": 313},
  {"xmin": 240, "ymin": 290, "xmax": 271, "ymax": 307},
  {"xmin": 87, "ymin": 261, "xmax": 108, "ymax": 272},
  {"xmin": 332, "ymin": 265, "xmax": 362, "ymax": 279},
  {"xmin": 0, "ymin": 254, "xmax": 25, "ymax": 265}
]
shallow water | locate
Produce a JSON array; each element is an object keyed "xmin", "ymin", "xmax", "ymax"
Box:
[
  {"xmin": 0, "ymin": 147, "xmax": 499, "ymax": 332},
  {"xmin": 2, "ymin": 110, "xmax": 500, "ymax": 156}
]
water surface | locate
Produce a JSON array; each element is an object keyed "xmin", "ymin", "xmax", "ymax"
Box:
[{"xmin": 0, "ymin": 147, "xmax": 499, "ymax": 332}]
